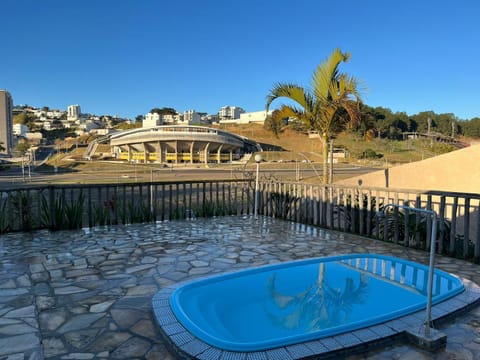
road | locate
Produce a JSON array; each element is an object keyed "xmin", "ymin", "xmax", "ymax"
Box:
[{"xmin": 0, "ymin": 162, "xmax": 379, "ymax": 189}]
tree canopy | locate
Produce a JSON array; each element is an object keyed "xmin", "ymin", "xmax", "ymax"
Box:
[
  {"xmin": 266, "ymin": 48, "xmax": 362, "ymax": 184},
  {"xmin": 150, "ymin": 107, "xmax": 177, "ymax": 115}
]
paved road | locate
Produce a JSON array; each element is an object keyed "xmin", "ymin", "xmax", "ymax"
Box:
[{"xmin": 0, "ymin": 162, "xmax": 379, "ymax": 188}]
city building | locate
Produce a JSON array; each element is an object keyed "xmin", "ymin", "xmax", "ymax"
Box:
[
  {"xmin": 0, "ymin": 90, "xmax": 13, "ymax": 156},
  {"xmin": 143, "ymin": 112, "xmax": 163, "ymax": 128},
  {"xmin": 67, "ymin": 104, "xmax": 81, "ymax": 121},
  {"xmin": 218, "ymin": 106, "xmax": 245, "ymax": 121},
  {"xmin": 183, "ymin": 110, "xmax": 203, "ymax": 125},
  {"xmin": 13, "ymin": 123, "xmax": 29, "ymax": 137}
]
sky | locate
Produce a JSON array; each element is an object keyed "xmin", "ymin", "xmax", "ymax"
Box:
[{"xmin": 2, "ymin": 0, "xmax": 480, "ymax": 120}]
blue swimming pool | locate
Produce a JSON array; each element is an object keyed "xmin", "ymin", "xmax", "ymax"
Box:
[{"xmin": 169, "ymin": 254, "xmax": 464, "ymax": 352}]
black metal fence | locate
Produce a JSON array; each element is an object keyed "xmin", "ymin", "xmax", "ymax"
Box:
[{"xmin": 1, "ymin": 180, "xmax": 480, "ymax": 260}]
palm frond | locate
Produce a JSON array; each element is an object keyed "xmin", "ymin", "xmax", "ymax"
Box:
[
  {"xmin": 311, "ymin": 48, "xmax": 350, "ymax": 101},
  {"xmin": 266, "ymin": 83, "xmax": 314, "ymax": 113}
]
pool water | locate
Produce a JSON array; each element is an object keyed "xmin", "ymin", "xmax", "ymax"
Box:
[{"xmin": 170, "ymin": 254, "xmax": 464, "ymax": 351}]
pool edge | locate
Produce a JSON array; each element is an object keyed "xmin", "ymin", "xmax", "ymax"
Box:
[{"xmin": 152, "ymin": 273, "xmax": 480, "ymax": 360}]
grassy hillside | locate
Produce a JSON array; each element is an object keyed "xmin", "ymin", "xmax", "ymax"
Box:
[{"xmin": 218, "ymin": 123, "xmax": 459, "ymax": 165}]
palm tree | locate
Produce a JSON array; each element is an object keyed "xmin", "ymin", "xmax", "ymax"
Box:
[{"xmin": 266, "ymin": 48, "xmax": 362, "ymax": 184}]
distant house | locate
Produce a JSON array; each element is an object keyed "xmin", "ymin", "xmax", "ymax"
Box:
[
  {"xmin": 143, "ymin": 112, "xmax": 163, "ymax": 128},
  {"xmin": 13, "ymin": 123, "xmax": 29, "ymax": 137},
  {"xmin": 67, "ymin": 104, "xmax": 81, "ymax": 121},
  {"xmin": 218, "ymin": 106, "xmax": 245, "ymax": 122},
  {"xmin": 219, "ymin": 109, "xmax": 271, "ymax": 124},
  {"xmin": 25, "ymin": 132, "xmax": 43, "ymax": 144}
]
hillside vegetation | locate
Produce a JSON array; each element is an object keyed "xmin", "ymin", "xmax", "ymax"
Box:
[{"xmin": 218, "ymin": 123, "xmax": 460, "ymax": 165}]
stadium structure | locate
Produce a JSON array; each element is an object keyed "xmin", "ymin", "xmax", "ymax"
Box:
[{"xmin": 85, "ymin": 125, "xmax": 262, "ymax": 164}]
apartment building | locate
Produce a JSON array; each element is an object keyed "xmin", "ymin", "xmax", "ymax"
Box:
[
  {"xmin": 143, "ymin": 112, "xmax": 163, "ymax": 128},
  {"xmin": 0, "ymin": 90, "xmax": 13, "ymax": 156},
  {"xmin": 218, "ymin": 106, "xmax": 245, "ymax": 121},
  {"xmin": 67, "ymin": 104, "xmax": 81, "ymax": 121},
  {"xmin": 183, "ymin": 110, "xmax": 204, "ymax": 124}
]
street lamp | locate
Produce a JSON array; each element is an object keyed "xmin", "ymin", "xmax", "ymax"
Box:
[{"xmin": 254, "ymin": 154, "xmax": 262, "ymax": 218}]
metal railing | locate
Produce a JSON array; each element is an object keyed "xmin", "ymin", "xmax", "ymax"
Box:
[{"xmin": 1, "ymin": 180, "xmax": 480, "ymax": 260}]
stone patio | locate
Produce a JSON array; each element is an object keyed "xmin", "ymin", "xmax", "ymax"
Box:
[{"xmin": 1, "ymin": 216, "xmax": 480, "ymax": 359}]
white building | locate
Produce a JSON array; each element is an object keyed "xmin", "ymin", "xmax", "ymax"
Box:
[
  {"xmin": 25, "ymin": 132, "xmax": 43, "ymax": 143},
  {"xmin": 13, "ymin": 123, "xmax": 29, "ymax": 137},
  {"xmin": 67, "ymin": 104, "xmax": 81, "ymax": 121},
  {"xmin": 218, "ymin": 106, "xmax": 245, "ymax": 121},
  {"xmin": 143, "ymin": 112, "xmax": 163, "ymax": 128},
  {"xmin": 163, "ymin": 113, "xmax": 183, "ymax": 124},
  {"xmin": 219, "ymin": 109, "xmax": 271, "ymax": 124},
  {"xmin": 201, "ymin": 114, "xmax": 218, "ymax": 124},
  {"xmin": 42, "ymin": 121, "xmax": 53, "ymax": 131},
  {"xmin": 239, "ymin": 110, "xmax": 271, "ymax": 124},
  {"xmin": 183, "ymin": 110, "xmax": 203, "ymax": 125}
]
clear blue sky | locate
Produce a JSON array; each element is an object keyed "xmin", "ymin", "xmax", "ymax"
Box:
[{"xmin": 2, "ymin": 0, "xmax": 479, "ymax": 120}]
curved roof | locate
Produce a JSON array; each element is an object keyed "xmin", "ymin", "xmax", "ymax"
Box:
[{"xmin": 108, "ymin": 125, "xmax": 261, "ymax": 153}]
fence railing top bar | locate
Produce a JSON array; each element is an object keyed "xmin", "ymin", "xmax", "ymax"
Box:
[
  {"xmin": 257, "ymin": 180, "xmax": 480, "ymax": 200},
  {"xmin": 0, "ymin": 179, "xmax": 251, "ymax": 192}
]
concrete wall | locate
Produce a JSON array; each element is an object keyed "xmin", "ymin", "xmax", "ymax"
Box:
[{"xmin": 337, "ymin": 144, "xmax": 480, "ymax": 194}]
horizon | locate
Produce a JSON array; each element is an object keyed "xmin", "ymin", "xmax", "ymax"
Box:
[{"xmin": 2, "ymin": 0, "xmax": 480, "ymax": 120}]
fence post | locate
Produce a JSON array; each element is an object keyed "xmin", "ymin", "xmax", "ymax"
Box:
[
  {"xmin": 464, "ymin": 197, "xmax": 471, "ymax": 258},
  {"xmin": 49, "ymin": 186, "xmax": 55, "ymax": 230}
]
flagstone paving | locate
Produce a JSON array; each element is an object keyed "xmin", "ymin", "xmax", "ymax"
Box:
[{"xmin": 1, "ymin": 216, "xmax": 480, "ymax": 359}]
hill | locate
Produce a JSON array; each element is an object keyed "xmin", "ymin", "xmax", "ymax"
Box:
[{"xmin": 217, "ymin": 123, "xmax": 461, "ymax": 165}]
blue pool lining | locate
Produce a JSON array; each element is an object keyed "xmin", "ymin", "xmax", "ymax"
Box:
[
  {"xmin": 153, "ymin": 275, "xmax": 480, "ymax": 360},
  {"xmin": 167, "ymin": 254, "xmax": 465, "ymax": 352}
]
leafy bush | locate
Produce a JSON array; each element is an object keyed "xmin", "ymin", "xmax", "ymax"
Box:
[{"xmin": 362, "ymin": 148, "xmax": 383, "ymax": 159}]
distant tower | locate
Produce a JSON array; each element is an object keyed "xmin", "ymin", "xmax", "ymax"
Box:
[
  {"xmin": 67, "ymin": 104, "xmax": 81, "ymax": 121},
  {"xmin": 0, "ymin": 90, "xmax": 13, "ymax": 156}
]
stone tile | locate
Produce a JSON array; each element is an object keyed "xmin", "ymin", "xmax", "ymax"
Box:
[
  {"xmin": 0, "ymin": 333, "xmax": 40, "ymax": 356},
  {"xmin": 110, "ymin": 336, "xmax": 151, "ymax": 359},
  {"xmin": 1, "ymin": 216, "xmax": 480, "ymax": 360},
  {"xmin": 111, "ymin": 309, "xmax": 145, "ymax": 328},
  {"xmin": 58, "ymin": 313, "xmax": 104, "ymax": 334},
  {"xmin": 42, "ymin": 337, "xmax": 67, "ymax": 357},
  {"xmin": 39, "ymin": 310, "xmax": 68, "ymax": 331},
  {"xmin": 130, "ymin": 319, "xmax": 157, "ymax": 339},
  {"xmin": 54, "ymin": 286, "xmax": 88, "ymax": 295},
  {"xmin": 64, "ymin": 328, "xmax": 100, "ymax": 349},
  {"xmin": 0, "ymin": 322, "xmax": 38, "ymax": 335},
  {"xmin": 87, "ymin": 332, "xmax": 132, "ymax": 352},
  {"xmin": 5, "ymin": 305, "xmax": 35, "ymax": 318},
  {"xmin": 85, "ymin": 300, "xmax": 110, "ymax": 312}
]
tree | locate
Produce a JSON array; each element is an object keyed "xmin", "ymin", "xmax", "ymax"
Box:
[
  {"xmin": 150, "ymin": 107, "xmax": 177, "ymax": 116},
  {"xmin": 266, "ymin": 48, "xmax": 362, "ymax": 184},
  {"xmin": 263, "ymin": 105, "xmax": 292, "ymax": 138}
]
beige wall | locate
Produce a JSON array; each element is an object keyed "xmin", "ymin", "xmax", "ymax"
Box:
[{"xmin": 337, "ymin": 144, "xmax": 480, "ymax": 194}]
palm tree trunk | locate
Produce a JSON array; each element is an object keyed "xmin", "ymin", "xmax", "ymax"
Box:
[{"xmin": 322, "ymin": 133, "xmax": 329, "ymax": 184}]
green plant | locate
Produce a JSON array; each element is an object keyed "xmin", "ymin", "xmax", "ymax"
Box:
[
  {"xmin": 362, "ymin": 148, "xmax": 383, "ymax": 159},
  {"xmin": 0, "ymin": 199, "xmax": 9, "ymax": 233},
  {"xmin": 449, "ymin": 234, "xmax": 475, "ymax": 259},
  {"xmin": 270, "ymin": 191, "xmax": 293, "ymax": 219},
  {"xmin": 126, "ymin": 201, "xmax": 154, "ymax": 223},
  {"xmin": 93, "ymin": 203, "xmax": 109, "ymax": 226},
  {"xmin": 64, "ymin": 192, "xmax": 84, "ymax": 229},
  {"xmin": 11, "ymin": 191, "xmax": 35, "ymax": 231},
  {"xmin": 376, "ymin": 207, "xmax": 452, "ymax": 251},
  {"xmin": 41, "ymin": 191, "xmax": 85, "ymax": 230},
  {"xmin": 335, "ymin": 192, "xmax": 381, "ymax": 235}
]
